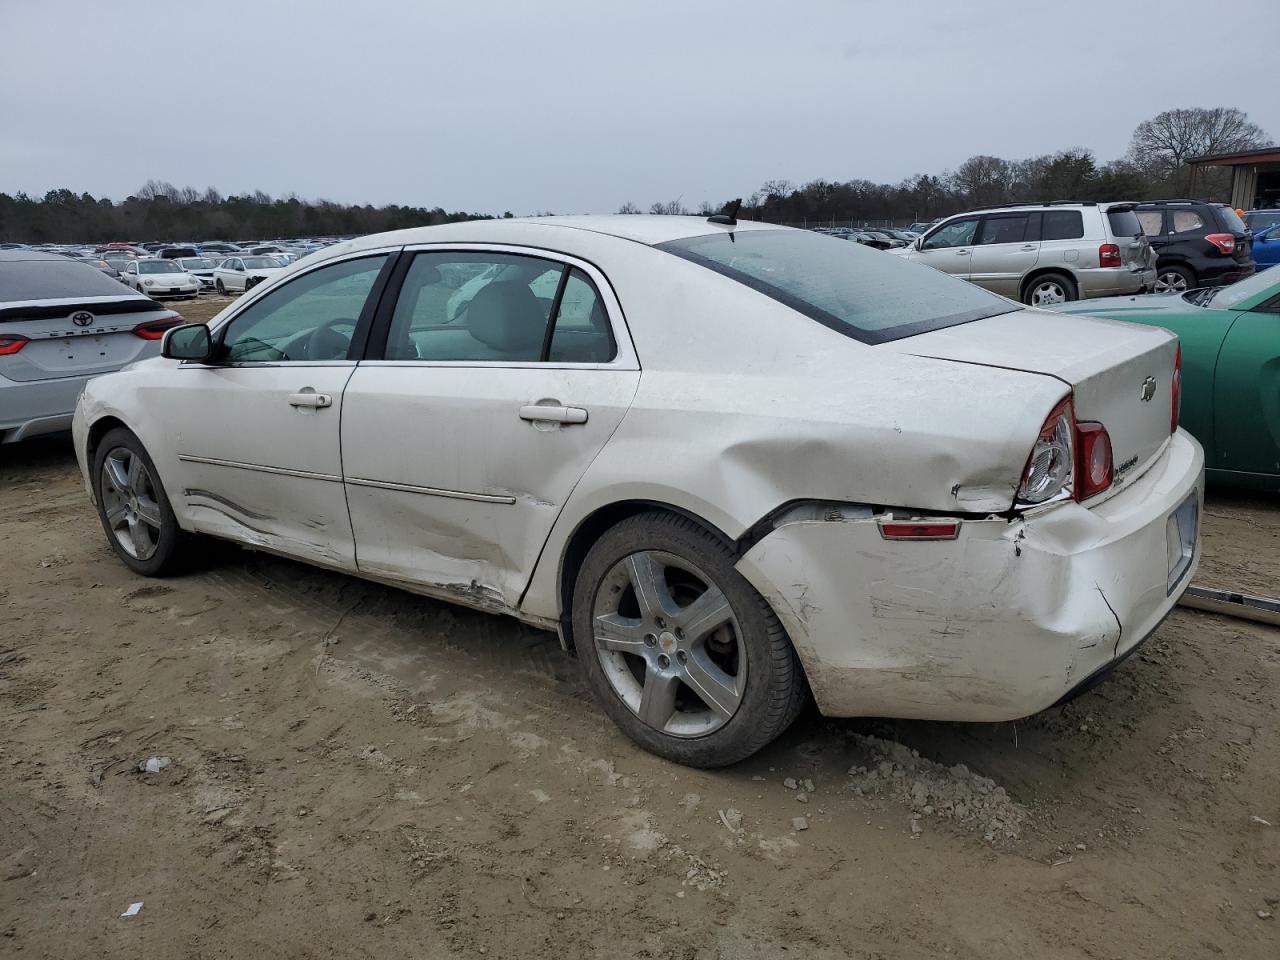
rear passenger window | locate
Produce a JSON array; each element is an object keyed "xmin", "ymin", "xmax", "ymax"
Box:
[
  {"xmin": 1041, "ymin": 211, "xmax": 1084, "ymax": 241},
  {"xmin": 1137, "ymin": 210, "xmax": 1164, "ymax": 236},
  {"xmin": 976, "ymin": 214, "xmax": 1030, "ymax": 245},
  {"xmin": 1172, "ymin": 210, "xmax": 1206, "ymax": 233},
  {"xmin": 383, "ymin": 253, "xmax": 614, "ymax": 364}
]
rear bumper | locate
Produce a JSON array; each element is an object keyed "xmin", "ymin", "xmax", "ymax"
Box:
[
  {"xmin": 1078, "ymin": 265, "xmax": 1156, "ymax": 298},
  {"xmin": 1200, "ymin": 261, "xmax": 1255, "ymax": 285},
  {"xmin": 0, "ymin": 374, "xmax": 87, "ymax": 442},
  {"xmin": 735, "ymin": 430, "xmax": 1204, "ymax": 721}
]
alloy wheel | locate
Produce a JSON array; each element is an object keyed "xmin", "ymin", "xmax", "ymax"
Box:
[
  {"xmin": 1030, "ymin": 280, "xmax": 1067, "ymax": 305},
  {"xmin": 1155, "ymin": 271, "xmax": 1189, "ymax": 293},
  {"xmin": 592, "ymin": 550, "xmax": 746, "ymax": 737},
  {"xmin": 99, "ymin": 446, "xmax": 163, "ymax": 560}
]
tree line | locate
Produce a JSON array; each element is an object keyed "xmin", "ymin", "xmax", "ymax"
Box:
[
  {"xmin": 623, "ymin": 107, "xmax": 1274, "ymax": 225},
  {"xmin": 1, "ymin": 106, "xmax": 1270, "ymax": 242}
]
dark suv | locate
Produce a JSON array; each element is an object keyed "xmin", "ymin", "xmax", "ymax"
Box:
[{"xmin": 1135, "ymin": 200, "xmax": 1255, "ymax": 293}]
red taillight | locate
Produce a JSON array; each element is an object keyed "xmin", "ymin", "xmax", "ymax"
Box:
[
  {"xmin": 1098, "ymin": 243, "xmax": 1122, "ymax": 268},
  {"xmin": 0, "ymin": 334, "xmax": 29, "ymax": 356},
  {"xmin": 132, "ymin": 316, "xmax": 184, "ymax": 340},
  {"xmin": 879, "ymin": 521, "xmax": 961, "ymax": 541},
  {"xmin": 1171, "ymin": 343, "xmax": 1182, "ymax": 434},
  {"xmin": 1074, "ymin": 421, "xmax": 1113, "ymax": 500},
  {"xmin": 1205, "ymin": 233, "xmax": 1235, "ymax": 255}
]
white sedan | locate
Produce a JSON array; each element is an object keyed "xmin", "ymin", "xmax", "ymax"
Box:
[
  {"xmin": 71, "ymin": 216, "xmax": 1202, "ymax": 767},
  {"xmin": 119, "ymin": 259, "xmax": 201, "ymax": 299},
  {"xmin": 212, "ymin": 255, "xmax": 288, "ymax": 294}
]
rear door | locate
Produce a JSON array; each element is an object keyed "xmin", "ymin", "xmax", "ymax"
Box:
[
  {"xmin": 341, "ymin": 246, "xmax": 640, "ymax": 608},
  {"xmin": 967, "ymin": 212, "xmax": 1038, "ymax": 298},
  {"xmin": 910, "ymin": 216, "xmax": 979, "ymax": 280}
]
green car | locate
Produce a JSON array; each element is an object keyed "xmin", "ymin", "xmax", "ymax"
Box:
[{"xmin": 1051, "ymin": 268, "xmax": 1280, "ymax": 491}]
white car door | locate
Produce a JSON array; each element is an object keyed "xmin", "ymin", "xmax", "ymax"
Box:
[
  {"xmin": 340, "ymin": 247, "xmax": 640, "ymax": 608},
  {"xmin": 160, "ymin": 252, "xmax": 395, "ymax": 569}
]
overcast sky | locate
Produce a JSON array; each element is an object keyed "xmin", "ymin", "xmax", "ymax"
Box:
[{"xmin": 2, "ymin": 0, "xmax": 1276, "ymax": 214}]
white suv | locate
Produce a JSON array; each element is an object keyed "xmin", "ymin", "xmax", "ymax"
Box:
[{"xmin": 893, "ymin": 202, "xmax": 1156, "ymax": 305}]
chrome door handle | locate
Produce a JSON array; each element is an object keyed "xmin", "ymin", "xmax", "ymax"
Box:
[
  {"xmin": 288, "ymin": 391, "xmax": 332, "ymax": 408},
  {"xmin": 956, "ymin": 249, "xmax": 970, "ymax": 255},
  {"xmin": 519, "ymin": 404, "xmax": 588, "ymax": 424},
  {"xmin": 1019, "ymin": 245, "xmax": 1037, "ymax": 251}
]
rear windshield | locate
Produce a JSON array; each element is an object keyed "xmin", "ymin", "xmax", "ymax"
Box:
[
  {"xmin": 656, "ymin": 229, "xmax": 1019, "ymax": 344},
  {"xmin": 0, "ymin": 258, "xmax": 143, "ymax": 301},
  {"xmin": 1106, "ymin": 208, "xmax": 1143, "ymax": 238},
  {"xmin": 242, "ymin": 256, "xmax": 279, "ymax": 268},
  {"xmin": 179, "ymin": 258, "xmax": 214, "ymax": 269},
  {"xmin": 1217, "ymin": 206, "xmax": 1248, "ymax": 233}
]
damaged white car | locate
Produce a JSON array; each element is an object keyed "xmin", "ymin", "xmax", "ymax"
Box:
[{"xmin": 72, "ymin": 215, "xmax": 1203, "ymax": 767}]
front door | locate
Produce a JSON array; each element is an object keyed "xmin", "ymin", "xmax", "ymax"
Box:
[
  {"xmin": 910, "ymin": 216, "xmax": 979, "ymax": 280},
  {"xmin": 341, "ymin": 248, "xmax": 640, "ymax": 608},
  {"xmin": 968, "ymin": 211, "xmax": 1039, "ymax": 297},
  {"xmin": 1213, "ymin": 306, "xmax": 1280, "ymax": 478},
  {"xmin": 165, "ymin": 252, "xmax": 393, "ymax": 569}
]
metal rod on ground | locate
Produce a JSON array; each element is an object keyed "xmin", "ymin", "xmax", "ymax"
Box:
[{"xmin": 1178, "ymin": 586, "xmax": 1280, "ymax": 627}]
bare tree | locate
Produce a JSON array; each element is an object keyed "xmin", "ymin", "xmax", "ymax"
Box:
[
  {"xmin": 1127, "ymin": 107, "xmax": 1272, "ymax": 182},
  {"xmin": 648, "ymin": 199, "xmax": 687, "ymax": 215},
  {"xmin": 616, "ymin": 201, "xmax": 642, "ymax": 214},
  {"xmin": 950, "ymin": 155, "xmax": 1012, "ymax": 208}
]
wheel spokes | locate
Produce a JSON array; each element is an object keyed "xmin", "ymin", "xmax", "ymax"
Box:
[
  {"xmin": 594, "ymin": 613, "xmax": 649, "ymax": 654},
  {"xmin": 637, "ymin": 668, "xmax": 680, "ymax": 730},
  {"xmin": 103, "ymin": 456, "xmax": 130, "ymax": 495},
  {"xmin": 682, "ymin": 648, "xmax": 742, "ymax": 721},
  {"xmin": 133, "ymin": 494, "xmax": 162, "ymax": 529},
  {"xmin": 625, "ymin": 552, "xmax": 679, "ymax": 621},
  {"xmin": 678, "ymin": 586, "xmax": 732, "ymax": 643}
]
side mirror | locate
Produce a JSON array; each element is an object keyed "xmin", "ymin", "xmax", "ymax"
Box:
[
  {"xmin": 914, "ymin": 237, "xmax": 923, "ymax": 251},
  {"xmin": 162, "ymin": 323, "xmax": 213, "ymax": 361}
]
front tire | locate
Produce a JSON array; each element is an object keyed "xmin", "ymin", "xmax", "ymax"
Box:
[
  {"xmin": 572, "ymin": 511, "xmax": 808, "ymax": 767},
  {"xmin": 91, "ymin": 428, "xmax": 189, "ymax": 577},
  {"xmin": 215, "ymin": 279, "xmax": 226, "ymax": 294},
  {"xmin": 1022, "ymin": 272, "xmax": 1077, "ymax": 306},
  {"xmin": 1155, "ymin": 264, "xmax": 1195, "ymax": 293}
]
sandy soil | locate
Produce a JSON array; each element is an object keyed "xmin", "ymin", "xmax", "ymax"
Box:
[{"xmin": 1, "ymin": 426, "xmax": 1278, "ymax": 958}]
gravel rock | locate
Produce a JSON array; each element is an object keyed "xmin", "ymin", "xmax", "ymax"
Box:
[
  {"xmin": 846, "ymin": 734, "xmax": 1028, "ymax": 844},
  {"xmin": 782, "ymin": 777, "xmax": 798, "ymax": 790},
  {"xmin": 791, "ymin": 816, "xmax": 809, "ymax": 832}
]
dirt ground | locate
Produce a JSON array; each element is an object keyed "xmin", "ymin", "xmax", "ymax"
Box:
[{"xmin": 2, "ymin": 330, "xmax": 1278, "ymax": 957}]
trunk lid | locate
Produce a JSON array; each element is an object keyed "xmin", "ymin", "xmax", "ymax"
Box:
[
  {"xmin": 1104, "ymin": 204, "xmax": 1152, "ymax": 269},
  {"xmin": 886, "ymin": 308, "xmax": 1178, "ymax": 496},
  {"xmin": 0, "ymin": 296, "xmax": 177, "ymax": 382}
]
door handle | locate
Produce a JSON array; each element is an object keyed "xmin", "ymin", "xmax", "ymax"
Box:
[
  {"xmin": 1019, "ymin": 244, "xmax": 1037, "ymax": 251},
  {"xmin": 956, "ymin": 249, "xmax": 970, "ymax": 255},
  {"xmin": 289, "ymin": 391, "xmax": 332, "ymax": 408},
  {"xmin": 519, "ymin": 404, "xmax": 588, "ymax": 425}
]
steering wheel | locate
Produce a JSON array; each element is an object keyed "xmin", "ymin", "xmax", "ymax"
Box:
[{"xmin": 305, "ymin": 317, "xmax": 357, "ymax": 360}]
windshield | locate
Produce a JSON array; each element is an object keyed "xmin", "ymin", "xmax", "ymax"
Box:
[
  {"xmin": 242, "ymin": 256, "xmax": 280, "ymax": 269},
  {"xmin": 179, "ymin": 258, "xmax": 214, "ymax": 269},
  {"xmin": 139, "ymin": 260, "xmax": 179, "ymax": 274},
  {"xmin": 657, "ymin": 229, "xmax": 1018, "ymax": 344},
  {"xmin": 1207, "ymin": 269, "xmax": 1280, "ymax": 311}
]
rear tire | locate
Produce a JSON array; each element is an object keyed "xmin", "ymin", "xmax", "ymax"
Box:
[
  {"xmin": 215, "ymin": 279, "xmax": 226, "ymax": 295},
  {"xmin": 1022, "ymin": 272, "xmax": 1077, "ymax": 306},
  {"xmin": 91, "ymin": 428, "xmax": 190, "ymax": 577},
  {"xmin": 572, "ymin": 510, "xmax": 808, "ymax": 767},
  {"xmin": 1155, "ymin": 264, "xmax": 1195, "ymax": 293}
]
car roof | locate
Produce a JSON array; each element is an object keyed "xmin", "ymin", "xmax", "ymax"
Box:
[{"xmin": 0, "ymin": 249, "xmax": 70, "ymax": 263}]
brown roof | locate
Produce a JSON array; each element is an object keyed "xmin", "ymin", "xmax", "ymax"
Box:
[{"xmin": 1188, "ymin": 146, "xmax": 1280, "ymax": 166}]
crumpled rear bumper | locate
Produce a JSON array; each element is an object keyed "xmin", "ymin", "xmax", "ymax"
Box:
[{"xmin": 734, "ymin": 431, "xmax": 1204, "ymax": 721}]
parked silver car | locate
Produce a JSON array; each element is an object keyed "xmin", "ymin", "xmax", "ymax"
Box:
[
  {"xmin": 0, "ymin": 251, "xmax": 183, "ymax": 443},
  {"xmin": 893, "ymin": 202, "xmax": 1156, "ymax": 305}
]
